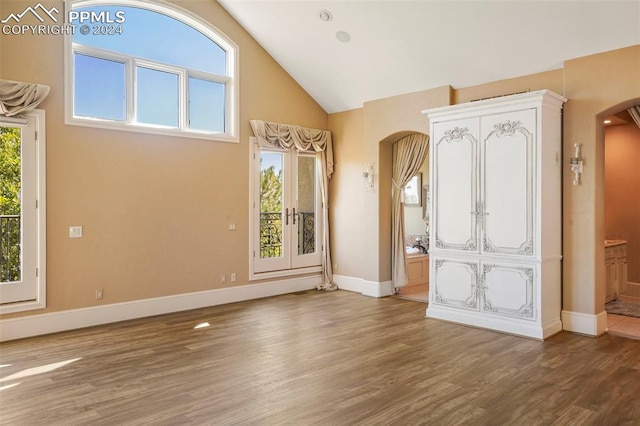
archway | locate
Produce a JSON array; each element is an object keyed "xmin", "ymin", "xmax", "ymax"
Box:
[
  {"xmin": 376, "ymin": 130, "xmax": 429, "ymax": 293},
  {"xmin": 597, "ymin": 98, "xmax": 640, "ymax": 337}
]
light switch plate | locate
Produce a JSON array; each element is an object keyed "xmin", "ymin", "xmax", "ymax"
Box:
[{"xmin": 69, "ymin": 226, "xmax": 83, "ymax": 238}]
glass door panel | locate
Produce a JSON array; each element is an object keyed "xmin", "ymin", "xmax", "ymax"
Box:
[
  {"xmin": 292, "ymin": 154, "xmax": 322, "ymax": 269},
  {"xmin": 296, "ymin": 155, "xmax": 316, "ymax": 255},
  {"xmin": 254, "ymin": 151, "xmax": 290, "ymax": 273},
  {"xmin": 260, "ymin": 152, "xmax": 284, "ymax": 259},
  {"xmin": 0, "ymin": 120, "xmax": 37, "ymax": 304},
  {"xmin": 1, "ymin": 126, "xmax": 22, "ymax": 284}
]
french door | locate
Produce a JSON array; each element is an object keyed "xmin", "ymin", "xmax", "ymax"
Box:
[
  {"xmin": 253, "ymin": 145, "xmax": 322, "ymax": 274},
  {"xmin": 0, "ymin": 111, "xmax": 46, "ymax": 311}
]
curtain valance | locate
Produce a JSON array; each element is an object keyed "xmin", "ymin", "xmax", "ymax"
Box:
[
  {"xmin": 250, "ymin": 120, "xmax": 334, "ymax": 179},
  {"xmin": 0, "ymin": 79, "xmax": 50, "ymax": 117}
]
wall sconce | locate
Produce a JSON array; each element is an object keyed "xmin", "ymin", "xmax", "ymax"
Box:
[
  {"xmin": 363, "ymin": 163, "xmax": 374, "ymax": 191},
  {"xmin": 570, "ymin": 143, "xmax": 584, "ymax": 186}
]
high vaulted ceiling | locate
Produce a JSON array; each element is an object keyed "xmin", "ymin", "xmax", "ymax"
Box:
[{"xmin": 218, "ymin": 1, "xmax": 640, "ymax": 114}]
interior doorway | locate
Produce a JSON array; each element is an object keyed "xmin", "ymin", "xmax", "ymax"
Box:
[
  {"xmin": 396, "ymin": 150, "xmax": 430, "ymax": 303},
  {"xmin": 601, "ymin": 104, "xmax": 640, "ymax": 339}
]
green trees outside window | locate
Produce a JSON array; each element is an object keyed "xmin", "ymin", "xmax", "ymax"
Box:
[
  {"xmin": 0, "ymin": 126, "xmax": 21, "ymax": 282},
  {"xmin": 260, "ymin": 163, "xmax": 283, "ymax": 258}
]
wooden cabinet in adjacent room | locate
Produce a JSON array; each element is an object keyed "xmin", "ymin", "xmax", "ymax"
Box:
[
  {"xmin": 605, "ymin": 240, "xmax": 628, "ymax": 303},
  {"xmin": 407, "ymin": 254, "xmax": 429, "ymax": 288}
]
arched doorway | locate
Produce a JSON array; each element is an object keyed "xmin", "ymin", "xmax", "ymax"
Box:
[
  {"xmin": 378, "ymin": 130, "xmax": 428, "ymax": 294},
  {"xmin": 598, "ymin": 100, "xmax": 640, "ymax": 338}
]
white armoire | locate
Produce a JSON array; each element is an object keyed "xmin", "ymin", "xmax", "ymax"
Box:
[{"xmin": 422, "ymin": 90, "xmax": 566, "ymax": 340}]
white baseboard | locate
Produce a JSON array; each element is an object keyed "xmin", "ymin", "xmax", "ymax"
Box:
[
  {"xmin": 561, "ymin": 309, "xmax": 607, "ymax": 337},
  {"xmin": 0, "ymin": 275, "xmax": 322, "ymax": 342},
  {"xmin": 333, "ymin": 274, "xmax": 394, "ymax": 298}
]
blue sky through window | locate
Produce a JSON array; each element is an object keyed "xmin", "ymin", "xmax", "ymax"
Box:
[
  {"xmin": 261, "ymin": 153, "xmax": 283, "ymax": 176},
  {"xmin": 136, "ymin": 67, "xmax": 179, "ymax": 127},
  {"xmin": 72, "ymin": 4, "xmax": 228, "ymax": 133},
  {"xmin": 74, "ymin": 53, "xmax": 125, "ymax": 121},
  {"xmin": 72, "ymin": 6, "xmax": 226, "ymax": 74},
  {"xmin": 189, "ymin": 78, "xmax": 224, "ymax": 132}
]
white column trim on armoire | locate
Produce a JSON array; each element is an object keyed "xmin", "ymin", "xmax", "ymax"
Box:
[{"xmin": 422, "ymin": 90, "xmax": 567, "ymax": 340}]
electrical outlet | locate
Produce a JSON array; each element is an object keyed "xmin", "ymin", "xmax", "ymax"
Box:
[
  {"xmin": 95, "ymin": 289, "xmax": 103, "ymax": 300},
  {"xmin": 228, "ymin": 224, "xmax": 236, "ymax": 231},
  {"xmin": 219, "ymin": 274, "xmax": 226, "ymax": 284},
  {"xmin": 230, "ymin": 273, "xmax": 236, "ymax": 282}
]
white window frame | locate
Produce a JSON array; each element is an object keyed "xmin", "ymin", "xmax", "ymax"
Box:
[
  {"xmin": 249, "ymin": 138, "xmax": 322, "ymax": 281},
  {"xmin": 64, "ymin": 0, "xmax": 239, "ymax": 143},
  {"xmin": 0, "ymin": 110, "xmax": 47, "ymax": 314}
]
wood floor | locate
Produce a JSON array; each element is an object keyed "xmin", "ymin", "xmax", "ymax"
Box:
[{"xmin": 1, "ymin": 290, "xmax": 640, "ymax": 425}]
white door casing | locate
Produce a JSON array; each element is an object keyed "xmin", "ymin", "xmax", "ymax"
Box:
[
  {"xmin": 0, "ymin": 110, "xmax": 46, "ymax": 313},
  {"xmin": 251, "ymin": 141, "xmax": 322, "ymax": 276}
]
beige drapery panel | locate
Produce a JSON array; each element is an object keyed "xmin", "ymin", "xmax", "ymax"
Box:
[
  {"xmin": 250, "ymin": 120, "xmax": 336, "ymax": 290},
  {"xmin": 628, "ymin": 105, "xmax": 640, "ymax": 129},
  {"xmin": 0, "ymin": 79, "xmax": 50, "ymax": 117},
  {"xmin": 391, "ymin": 133, "xmax": 430, "ymax": 289}
]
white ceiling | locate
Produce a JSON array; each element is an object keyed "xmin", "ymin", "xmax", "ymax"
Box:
[{"xmin": 218, "ymin": 0, "xmax": 640, "ymax": 114}]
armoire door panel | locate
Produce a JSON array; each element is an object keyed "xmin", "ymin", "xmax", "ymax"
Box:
[
  {"xmin": 433, "ymin": 119, "xmax": 479, "ymax": 252},
  {"xmin": 481, "ymin": 263, "xmax": 535, "ymax": 320},
  {"xmin": 432, "ymin": 258, "xmax": 479, "ymax": 310},
  {"xmin": 480, "ymin": 109, "xmax": 536, "ymax": 255}
]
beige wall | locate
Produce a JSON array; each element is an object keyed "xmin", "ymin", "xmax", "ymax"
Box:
[
  {"xmin": 605, "ymin": 123, "xmax": 640, "ymax": 283},
  {"xmin": 327, "ymin": 109, "xmax": 364, "ymax": 279},
  {"xmin": 563, "ymin": 45, "xmax": 640, "ymax": 317},
  {"xmin": 453, "ymin": 69, "xmax": 564, "ymax": 104},
  {"xmin": 0, "ymin": 0, "xmax": 328, "ymax": 319},
  {"xmin": 367, "ymin": 87, "xmax": 452, "ymax": 283}
]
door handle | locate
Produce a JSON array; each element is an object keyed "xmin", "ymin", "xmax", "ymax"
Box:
[
  {"xmin": 292, "ymin": 208, "xmax": 296, "ymax": 225},
  {"xmin": 285, "ymin": 208, "xmax": 289, "ymax": 226}
]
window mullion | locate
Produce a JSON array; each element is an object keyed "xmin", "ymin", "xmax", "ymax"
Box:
[
  {"xmin": 225, "ymin": 80, "xmax": 231, "ymax": 138},
  {"xmin": 127, "ymin": 57, "xmax": 135, "ymax": 125},
  {"xmin": 188, "ymin": 68, "xmax": 229, "ymax": 85},
  {"xmin": 181, "ymin": 70, "xmax": 188, "ymax": 131}
]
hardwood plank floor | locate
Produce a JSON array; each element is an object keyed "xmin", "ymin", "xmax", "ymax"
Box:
[{"xmin": 1, "ymin": 290, "xmax": 640, "ymax": 425}]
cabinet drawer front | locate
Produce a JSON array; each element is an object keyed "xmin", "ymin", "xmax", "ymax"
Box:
[
  {"xmin": 605, "ymin": 246, "xmax": 615, "ymax": 260},
  {"xmin": 481, "ymin": 263, "xmax": 536, "ymax": 320},
  {"xmin": 432, "ymin": 118, "xmax": 479, "ymax": 252},
  {"xmin": 480, "ymin": 109, "xmax": 536, "ymax": 256},
  {"xmin": 432, "ymin": 257, "xmax": 479, "ymax": 310}
]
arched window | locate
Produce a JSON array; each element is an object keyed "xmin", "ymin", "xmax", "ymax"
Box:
[{"xmin": 65, "ymin": 1, "xmax": 238, "ymax": 142}]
